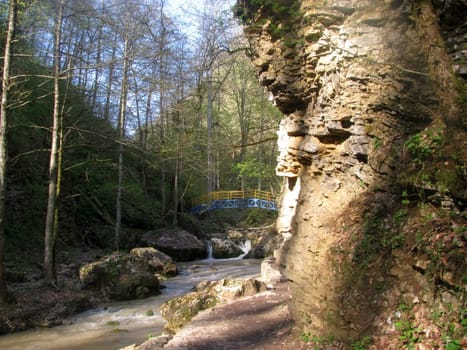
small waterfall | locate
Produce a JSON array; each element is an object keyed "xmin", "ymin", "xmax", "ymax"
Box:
[
  {"xmin": 238, "ymin": 239, "xmax": 252, "ymax": 258},
  {"xmin": 204, "ymin": 239, "xmax": 252, "ymax": 260},
  {"xmin": 206, "ymin": 240, "xmax": 213, "ymax": 259}
]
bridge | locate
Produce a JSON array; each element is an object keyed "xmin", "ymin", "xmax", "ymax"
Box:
[{"xmin": 190, "ymin": 190, "xmax": 278, "ymax": 215}]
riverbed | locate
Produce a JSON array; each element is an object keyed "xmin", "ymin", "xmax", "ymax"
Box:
[{"xmin": 0, "ymin": 258, "xmax": 261, "ymax": 350}]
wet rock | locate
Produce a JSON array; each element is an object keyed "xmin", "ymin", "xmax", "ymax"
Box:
[
  {"xmin": 141, "ymin": 228, "xmax": 206, "ymax": 261},
  {"xmin": 79, "ymin": 252, "xmax": 160, "ymax": 300},
  {"xmin": 210, "ymin": 238, "xmax": 243, "ymax": 259}
]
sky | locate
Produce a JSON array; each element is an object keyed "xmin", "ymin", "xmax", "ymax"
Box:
[
  {"xmin": 166, "ymin": 0, "xmax": 239, "ymax": 40},
  {"xmin": 167, "ymin": 0, "xmax": 236, "ymax": 15}
]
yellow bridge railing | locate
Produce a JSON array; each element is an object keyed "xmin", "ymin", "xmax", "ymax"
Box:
[{"xmin": 192, "ymin": 190, "xmax": 276, "ymax": 208}]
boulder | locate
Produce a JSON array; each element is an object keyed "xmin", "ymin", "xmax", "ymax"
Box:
[
  {"xmin": 248, "ymin": 233, "xmax": 282, "ymax": 259},
  {"xmin": 210, "ymin": 238, "xmax": 244, "ymax": 259},
  {"xmin": 79, "ymin": 252, "xmax": 160, "ymax": 300},
  {"xmin": 130, "ymin": 247, "xmax": 177, "ymax": 277},
  {"xmin": 160, "ymin": 278, "xmax": 267, "ymax": 333},
  {"xmin": 141, "ymin": 229, "xmax": 206, "ymax": 261}
]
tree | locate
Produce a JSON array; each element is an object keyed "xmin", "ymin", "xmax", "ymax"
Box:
[
  {"xmin": 43, "ymin": 0, "xmax": 65, "ymax": 285},
  {"xmin": 191, "ymin": 0, "xmax": 237, "ymax": 193},
  {"xmin": 114, "ymin": 11, "xmax": 130, "ymax": 250},
  {"xmin": 220, "ymin": 52, "xmax": 281, "ymax": 190},
  {"xmin": 0, "ymin": 0, "xmax": 18, "ymax": 303}
]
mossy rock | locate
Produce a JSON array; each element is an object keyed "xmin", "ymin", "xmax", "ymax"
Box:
[{"xmin": 79, "ymin": 252, "xmax": 160, "ymax": 300}]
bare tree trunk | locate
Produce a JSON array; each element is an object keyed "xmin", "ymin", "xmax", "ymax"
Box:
[
  {"xmin": 0, "ymin": 0, "xmax": 17, "ymax": 304},
  {"xmin": 257, "ymin": 89, "xmax": 266, "ymax": 191},
  {"xmin": 91, "ymin": 23, "xmax": 103, "ymax": 112},
  {"xmin": 172, "ymin": 131, "xmax": 180, "ymax": 226},
  {"xmin": 114, "ymin": 28, "xmax": 130, "ymax": 251},
  {"xmin": 44, "ymin": 0, "xmax": 65, "ymax": 286},
  {"xmin": 206, "ymin": 69, "xmax": 214, "ymax": 193},
  {"xmin": 158, "ymin": 7, "xmax": 168, "ymax": 219},
  {"xmin": 103, "ymin": 44, "xmax": 116, "ymax": 122}
]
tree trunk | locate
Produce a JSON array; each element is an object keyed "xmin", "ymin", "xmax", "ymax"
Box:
[
  {"xmin": 103, "ymin": 44, "xmax": 116, "ymax": 122},
  {"xmin": 0, "ymin": 0, "xmax": 17, "ymax": 304},
  {"xmin": 44, "ymin": 0, "xmax": 65, "ymax": 286},
  {"xmin": 206, "ymin": 70, "xmax": 214, "ymax": 193},
  {"xmin": 114, "ymin": 27, "xmax": 130, "ymax": 251},
  {"xmin": 172, "ymin": 132, "xmax": 180, "ymax": 226}
]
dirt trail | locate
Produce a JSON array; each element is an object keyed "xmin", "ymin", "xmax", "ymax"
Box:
[{"xmin": 162, "ymin": 281, "xmax": 299, "ymax": 350}]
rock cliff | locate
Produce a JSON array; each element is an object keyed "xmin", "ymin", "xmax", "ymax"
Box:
[{"xmin": 236, "ymin": 0, "xmax": 466, "ymax": 347}]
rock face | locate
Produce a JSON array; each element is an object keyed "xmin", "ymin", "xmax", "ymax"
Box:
[
  {"xmin": 79, "ymin": 249, "xmax": 168, "ymax": 300},
  {"xmin": 141, "ymin": 228, "xmax": 206, "ymax": 261},
  {"xmin": 237, "ymin": 0, "xmax": 466, "ymax": 346}
]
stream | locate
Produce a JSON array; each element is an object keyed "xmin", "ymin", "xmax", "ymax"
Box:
[{"xmin": 0, "ymin": 257, "xmax": 261, "ymax": 350}]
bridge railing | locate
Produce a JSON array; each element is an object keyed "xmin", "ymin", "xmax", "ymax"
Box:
[{"xmin": 191, "ymin": 190, "xmax": 276, "ymax": 209}]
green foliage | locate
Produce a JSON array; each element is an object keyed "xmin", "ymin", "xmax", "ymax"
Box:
[
  {"xmin": 4, "ymin": 38, "xmax": 162, "ymax": 257},
  {"xmin": 445, "ymin": 340, "xmax": 462, "ymax": 350},
  {"xmin": 244, "ymin": 208, "xmax": 277, "ymax": 225},
  {"xmin": 234, "ymin": 159, "xmax": 261, "ymax": 179},
  {"xmin": 300, "ymin": 332, "xmax": 335, "ymax": 349},
  {"xmin": 405, "ymin": 130, "xmax": 443, "ymax": 164},
  {"xmin": 234, "ymin": 0, "xmax": 302, "ymax": 40},
  {"xmin": 394, "ymin": 304, "xmax": 421, "ymax": 349},
  {"xmin": 394, "ymin": 319, "xmax": 420, "ymax": 348},
  {"xmin": 351, "ymin": 336, "xmax": 373, "ymax": 350},
  {"xmin": 372, "ymin": 136, "xmax": 382, "ymax": 149},
  {"xmin": 353, "ymin": 213, "xmax": 384, "ymax": 267},
  {"xmin": 437, "ymin": 306, "xmax": 467, "ymax": 350}
]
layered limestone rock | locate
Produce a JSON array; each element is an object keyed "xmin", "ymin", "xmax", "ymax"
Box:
[{"xmin": 237, "ymin": 0, "xmax": 466, "ymax": 344}]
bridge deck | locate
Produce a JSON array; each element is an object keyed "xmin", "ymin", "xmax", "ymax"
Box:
[{"xmin": 190, "ymin": 190, "xmax": 277, "ymax": 214}]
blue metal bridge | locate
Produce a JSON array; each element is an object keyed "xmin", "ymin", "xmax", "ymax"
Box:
[{"xmin": 190, "ymin": 190, "xmax": 278, "ymax": 215}]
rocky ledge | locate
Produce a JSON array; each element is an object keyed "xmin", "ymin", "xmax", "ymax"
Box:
[{"xmin": 123, "ymin": 257, "xmax": 302, "ymax": 350}]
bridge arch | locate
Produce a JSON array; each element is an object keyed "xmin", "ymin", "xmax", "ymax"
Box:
[{"xmin": 190, "ymin": 190, "xmax": 277, "ymax": 215}]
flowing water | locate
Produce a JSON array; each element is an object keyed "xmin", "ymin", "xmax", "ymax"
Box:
[{"xmin": 0, "ymin": 254, "xmax": 261, "ymax": 350}]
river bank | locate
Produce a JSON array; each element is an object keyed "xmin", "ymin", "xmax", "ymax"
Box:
[
  {"xmin": 0, "ymin": 253, "xmax": 266, "ymax": 350},
  {"xmin": 0, "ymin": 249, "xmax": 106, "ymax": 334},
  {"xmin": 124, "ymin": 257, "xmax": 313, "ymax": 350}
]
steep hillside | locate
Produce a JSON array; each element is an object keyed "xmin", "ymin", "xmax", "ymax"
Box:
[{"xmin": 236, "ymin": 0, "xmax": 466, "ymax": 348}]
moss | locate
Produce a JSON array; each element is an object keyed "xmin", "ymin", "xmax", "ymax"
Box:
[
  {"xmin": 145, "ymin": 310, "xmax": 154, "ymax": 316},
  {"xmin": 234, "ymin": 0, "xmax": 303, "ymax": 41},
  {"xmin": 436, "ymin": 168, "xmax": 460, "ymax": 192},
  {"xmin": 111, "ymin": 328, "xmax": 128, "ymax": 333}
]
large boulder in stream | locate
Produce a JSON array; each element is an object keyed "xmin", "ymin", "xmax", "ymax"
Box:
[
  {"xmin": 210, "ymin": 238, "xmax": 244, "ymax": 259},
  {"xmin": 130, "ymin": 247, "xmax": 177, "ymax": 277},
  {"xmin": 79, "ymin": 248, "xmax": 176, "ymax": 300},
  {"xmin": 160, "ymin": 278, "xmax": 267, "ymax": 333},
  {"xmin": 141, "ymin": 228, "xmax": 206, "ymax": 261}
]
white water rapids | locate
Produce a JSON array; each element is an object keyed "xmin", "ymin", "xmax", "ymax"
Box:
[{"xmin": 0, "ymin": 256, "xmax": 261, "ymax": 350}]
